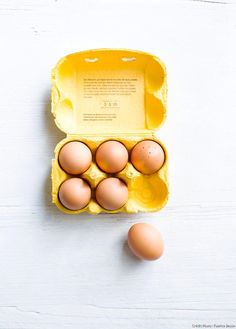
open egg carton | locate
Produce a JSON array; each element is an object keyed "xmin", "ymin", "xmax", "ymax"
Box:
[{"xmin": 51, "ymin": 49, "xmax": 168, "ymax": 214}]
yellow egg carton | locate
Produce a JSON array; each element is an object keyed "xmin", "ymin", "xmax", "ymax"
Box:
[{"xmin": 51, "ymin": 49, "xmax": 168, "ymax": 214}]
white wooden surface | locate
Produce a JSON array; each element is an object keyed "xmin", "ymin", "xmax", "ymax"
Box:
[{"xmin": 0, "ymin": 0, "xmax": 236, "ymax": 328}]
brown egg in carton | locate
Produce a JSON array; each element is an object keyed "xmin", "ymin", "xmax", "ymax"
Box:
[{"xmin": 51, "ymin": 49, "xmax": 168, "ymax": 214}]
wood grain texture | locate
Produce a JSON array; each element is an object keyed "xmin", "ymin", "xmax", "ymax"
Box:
[{"xmin": 0, "ymin": 0, "xmax": 236, "ymax": 328}]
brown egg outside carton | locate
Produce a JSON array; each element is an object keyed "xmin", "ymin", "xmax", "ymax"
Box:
[{"xmin": 128, "ymin": 223, "xmax": 164, "ymax": 261}]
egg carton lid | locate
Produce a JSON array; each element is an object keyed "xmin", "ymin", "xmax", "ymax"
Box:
[{"xmin": 51, "ymin": 49, "xmax": 167, "ymax": 135}]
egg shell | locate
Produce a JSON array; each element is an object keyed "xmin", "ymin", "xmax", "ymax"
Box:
[
  {"xmin": 131, "ymin": 140, "xmax": 165, "ymax": 175},
  {"xmin": 95, "ymin": 177, "xmax": 128, "ymax": 211},
  {"xmin": 128, "ymin": 223, "xmax": 164, "ymax": 260},
  {"xmin": 59, "ymin": 141, "xmax": 92, "ymax": 175},
  {"xmin": 96, "ymin": 140, "xmax": 128, "ymax": 174},
  {"xmin": 59, "ymin": 178, "xmax": 91, "ymax": 210}
]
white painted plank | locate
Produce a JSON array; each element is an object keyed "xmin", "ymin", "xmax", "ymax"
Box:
[{"xmin": 0, "ymin": 205, "xmax": 235, "ymax": 324}]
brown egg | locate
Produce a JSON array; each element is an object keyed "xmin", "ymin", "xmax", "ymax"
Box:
[
  {"xmin": 96, "ymin": 140, "xmax": 128, "ymax": 173},
  {"xmin": 59, "ymin": 178, "xmax": 91, "ymax": 210},
  {"xmin": 59, "ymin": 141, "xmax": 92, "ymax": 175},
  {"xmin": 128, "ymin": 223, "xmax": 164, "ymax": 260},
  {"xmin": 96, "ymin": 177, "xmax": 128, "ymax": 211},
  {"xmin": 131, "ymin": 140, "xmax": 165, "ymax": 174}
]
